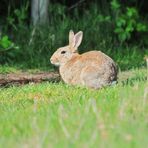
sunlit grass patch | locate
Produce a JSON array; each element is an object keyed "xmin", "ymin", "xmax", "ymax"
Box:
[{"xmin": 0, "ymin": 69, "xmax": 147, "ymax": 147}]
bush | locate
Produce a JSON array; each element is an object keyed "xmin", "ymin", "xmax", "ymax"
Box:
[
  {"xmin": 0, "ymin": 1, "xmax": 147, "ymax": 70},
  {"xmin": 111, "ymin": 0, "xmax": 147, "ymax": 44},
  {"xmin": 0, "ymin": 35, "xmax": 19, "ymax": 63}
]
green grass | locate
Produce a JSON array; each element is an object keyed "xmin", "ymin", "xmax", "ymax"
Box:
[
  {"xmin": 0, "ymin": 69, "xmax": 147, "ymax": 148},
  {"xmin": 1, "ymin": 2, "xmax": 148, "ymax": 147},
  {"xmin": 0, "ymin": 65, "xmax": 55, "ymax": 74}
]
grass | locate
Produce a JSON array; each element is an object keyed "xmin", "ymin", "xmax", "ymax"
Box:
[
  {"xmin": 0, "ymin": 2, "xmax": 148, "ymax": 147},
  {"xmin": 0, "ymin": 68, "xmax": 147, "ymax": 148},
  {"xmin": 0, "ymin": 65, "xmax": 55, "ymax": 74}
]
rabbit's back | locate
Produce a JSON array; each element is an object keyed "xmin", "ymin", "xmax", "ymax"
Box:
[{"xmin": 60, "ymin": 51, "xmax": 118, "ymax": 87}]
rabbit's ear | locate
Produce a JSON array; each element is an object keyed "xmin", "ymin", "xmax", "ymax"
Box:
[
  {"xmin": 69, "ymin": 30, "xmax": 75, "ymax": 47},
  {"xmin": 74, "ymin": 31, "xmax": 83, "ymax": 48}
]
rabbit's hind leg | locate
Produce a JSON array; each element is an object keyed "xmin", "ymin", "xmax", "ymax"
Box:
[{"xmin": 80, "ymin": 66, "xmax": 105, "ymax": 89}]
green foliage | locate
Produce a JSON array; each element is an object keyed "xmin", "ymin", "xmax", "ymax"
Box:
[
  {"xmin": 14, "ymin": 1, "xmax": 29, "ymax": 26},
  {"xmin": 0, "ymin": 35, "xmax": 19, "ymax": 63},
  {"xmin": 49, "ymin": 3, "xmax": 66, "ymax": 19},
  {"xmin": 0, "ymin": 2, "xmax": 147, "ymax": 70},
  {"xmin": 0, "ymin": 35, "xmax": 13, "ymax": 49},
  {"xmin": 6, "ymin": 1, "xmax": 29, "ymax": 30},
  {"xmin": 111, "ymin": 0, "xmax": 147, "ymax": 43}
]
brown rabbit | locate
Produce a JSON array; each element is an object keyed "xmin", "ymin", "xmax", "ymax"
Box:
[{"xmin": 50, "ymin": 30, "xmax": 118, "ymax": 89}]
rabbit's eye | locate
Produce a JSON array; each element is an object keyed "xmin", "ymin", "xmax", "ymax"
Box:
[{"xmin": 61, "ymin": 51, "xmax": 66, "ymax": 54}]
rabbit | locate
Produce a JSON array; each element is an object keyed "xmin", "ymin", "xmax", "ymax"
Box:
[{"xmin": 50, "ymin": 30, "xmax": 118, "ymax": 89}]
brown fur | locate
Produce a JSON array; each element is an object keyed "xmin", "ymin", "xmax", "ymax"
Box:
[{"xmin": 50, "ymin": 30, "xmax": 118, "ymax": 89}]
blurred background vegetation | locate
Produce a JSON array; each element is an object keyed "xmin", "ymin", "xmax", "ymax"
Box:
[{"xmin": 0, "ymin": 0, "xmax": 148, "ymax": 70}]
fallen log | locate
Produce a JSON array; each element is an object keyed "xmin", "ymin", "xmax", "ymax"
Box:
[{"xmin": 0, "ymin": 72, "xmax": 60, "ymax": 86}]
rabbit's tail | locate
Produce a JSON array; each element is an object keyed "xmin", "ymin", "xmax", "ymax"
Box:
[{"xmin": 111, "ymin": 80, "xmax": 118, "ymax": 85}]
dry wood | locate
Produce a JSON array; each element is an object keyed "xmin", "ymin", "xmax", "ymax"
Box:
[{"xmin": 0, "ymin": 72, "xmax": 60, "ymax": 86}]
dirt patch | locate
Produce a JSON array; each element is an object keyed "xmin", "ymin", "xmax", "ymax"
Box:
[{"xmin": 118, "ymin": 69, "xmax": 147, "ymax": 86}]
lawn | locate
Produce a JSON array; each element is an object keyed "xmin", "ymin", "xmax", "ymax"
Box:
[
  {"xmin": 0, "ymin": 0, "xmax": 148, "ymax": 147},
  {"xmin": 0, "ymin": 68, "xmax": 147, "ymax": 148}
]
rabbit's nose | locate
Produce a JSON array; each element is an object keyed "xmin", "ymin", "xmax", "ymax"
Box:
[{"xmin": 50, "ymin": 57, "xmax": 54, "ymax": 64}]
